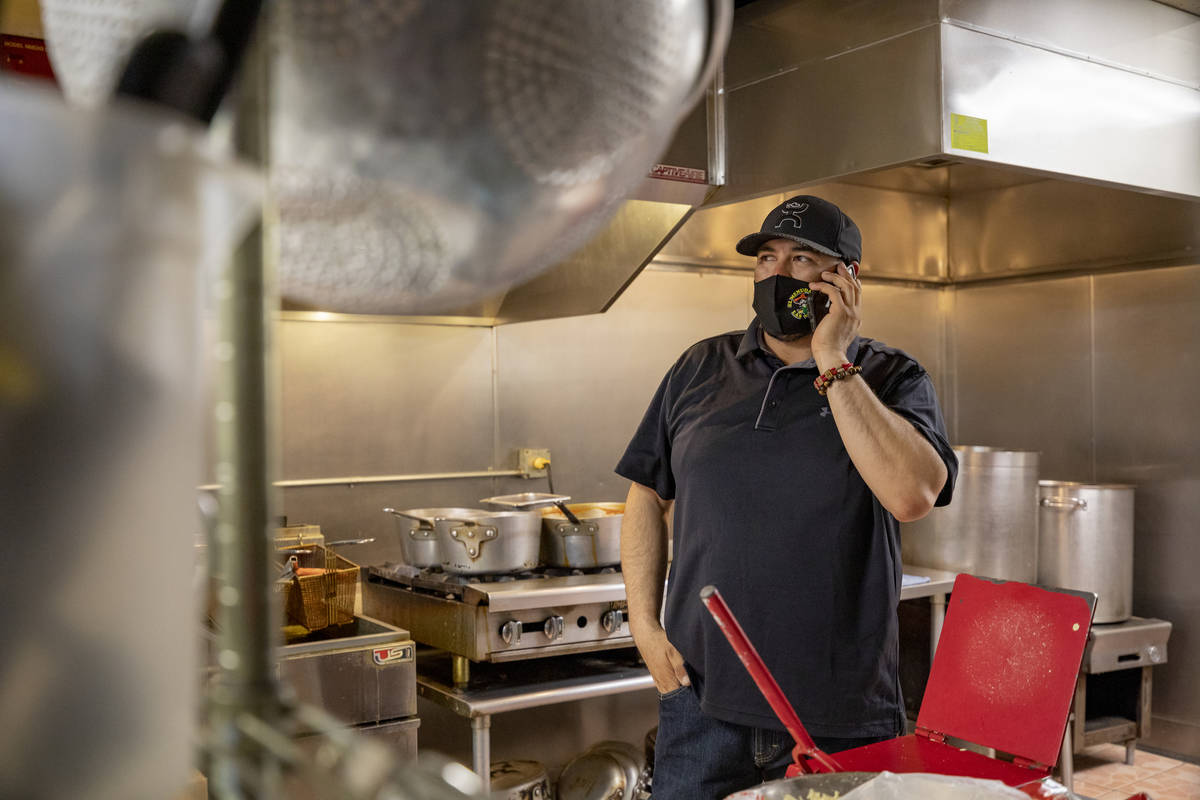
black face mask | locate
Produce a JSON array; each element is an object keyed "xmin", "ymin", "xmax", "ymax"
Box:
[{"xmin": 752, "ymin": 275, "xmax": 826, "ymax": 338}]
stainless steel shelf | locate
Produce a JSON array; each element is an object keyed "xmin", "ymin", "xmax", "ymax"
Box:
[{"xmin": 415, "ymin": 649, "xmax": 653, "ymax": 718}]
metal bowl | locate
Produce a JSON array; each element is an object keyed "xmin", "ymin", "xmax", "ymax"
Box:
[
  {"xmin": 271, "ymin": 0, "xmax": 732, "ymax": 315},
  {"xmin": 557, "ymin": 750, "xmax": 628, "ymax": 800},
  {"xmin": 724, "ymin": 772, "xmax": 878, "ymax": 800},
  {"xmin": 589, "ymin": 741, "xmax": 643, "ymax": 800},
  {"xmin": 489, "ymin": 759, "xmax": 550, "ymax": 800}
]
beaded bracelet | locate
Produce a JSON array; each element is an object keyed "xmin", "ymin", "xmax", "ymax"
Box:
[{"xmin": 814, "ymin": 362, "xmax": 862, "ymax": 396}]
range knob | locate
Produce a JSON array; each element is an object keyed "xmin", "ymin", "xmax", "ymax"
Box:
[
  {"xmin": 1147, "ymin": 645, "xmax": 1164, "ymax": 663},
  {"xmin": 500, "ymin": 620, "xmax": 523, "ymax": 646},
  {"xmin": 601, "ymin": 609, "xmax": 625, "ymax": 633},
  {"xmin": 543, "ymin": 615, "xmax": 565, "ymax": 641}
]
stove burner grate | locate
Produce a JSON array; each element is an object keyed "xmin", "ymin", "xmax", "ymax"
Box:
[{"xmin": 367, "ymin": 562, "xmax": 622, "ymax": 598}]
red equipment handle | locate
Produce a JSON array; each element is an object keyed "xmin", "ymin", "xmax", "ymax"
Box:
[{"xmin": 700, "ymin": 585, "xmax": 843, "ymax": 775}]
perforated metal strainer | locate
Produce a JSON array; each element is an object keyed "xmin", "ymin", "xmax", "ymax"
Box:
[{"xmin": 272, "ymin": 0, "xmax": 731, "ymax": 314}]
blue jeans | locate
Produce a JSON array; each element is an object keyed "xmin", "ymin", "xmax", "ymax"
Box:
[{"xmin": 652, "ymin": 684, "xmax": 895, "ymax": 800}]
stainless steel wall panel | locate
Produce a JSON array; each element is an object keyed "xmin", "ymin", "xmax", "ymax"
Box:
[
  {"xmin": 494, "ymin": 270, "xmax": 753, "ymax": 504},
  {"xmin": 1092, "ymin": 265, "xmax": 1200, "ymax": 476},
  {"xmin": 660, "ymin": 181, "xmax": 950, "ymax": 281},
  {"xmin": 714, "ymin": 25, "xmax": 944, "ymax": 204},
  {"xmin": 1116, "ymin": 475, "xmax": 1200, "ymax": 752},
  {"xmin": 950, "ymin": 277, "xmax": 1094, "ymax": 481},
  {"xmin": 947, "ymin": 181, "xmax": 1200, "ymax": 281},
  {"xmin": 942, "ymin": 0, "xmax": 1200, "ymax": 86},
  {"xmin": 940, "ymin": 24, "xmax": 1200, "ymax": 200},
  {"xmin": 278, "ymin": 320, "xmax": 495, "ymax": 479},
  {"xmin": 1092, "ymin": 264, "xmax": 1200, "ymax": 751},
  {"xmin": 859, "ymin": 284, "xmax": 951, "ymax": 422}
]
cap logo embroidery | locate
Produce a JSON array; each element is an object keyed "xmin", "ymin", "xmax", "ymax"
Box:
[
  {"xmin": 786, "ymin": 287, "xmax": 811, "ymax": 320},
  {"xmin": 775, "ymin": 201, "xmax": 808, "ymax": 232}
]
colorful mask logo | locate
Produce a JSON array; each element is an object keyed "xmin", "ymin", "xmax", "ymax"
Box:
[{"xmin": 786, "ymin": 288, "xmax": 811, "ymax": 320}]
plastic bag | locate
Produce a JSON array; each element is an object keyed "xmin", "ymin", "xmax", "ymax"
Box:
[{"xmin": 841, "ymin": 772, "xmax": 1030, "ymax": 800}]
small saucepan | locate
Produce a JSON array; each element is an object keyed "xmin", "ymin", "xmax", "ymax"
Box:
[{"xmin": 540, "ymin": 502, "xmax": 624, "ymax": 568}]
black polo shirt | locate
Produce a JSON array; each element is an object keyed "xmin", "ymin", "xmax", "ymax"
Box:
[{"xmin": 616, "ymin": 320, "xmax": 956, "ymax": 736}]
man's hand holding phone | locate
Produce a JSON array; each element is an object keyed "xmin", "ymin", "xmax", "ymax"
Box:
[{"xmin": 809, "ymin": 261, "xmax": 862, "ymax": 370}]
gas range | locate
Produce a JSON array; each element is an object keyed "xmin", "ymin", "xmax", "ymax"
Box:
[
  {"xmin": 1082, "ymin": 616, "xmax": 1171, "ymax": 674},
  {"xmin": 362, "ymin": 562, "xmax": 634, "ymax": 663}
]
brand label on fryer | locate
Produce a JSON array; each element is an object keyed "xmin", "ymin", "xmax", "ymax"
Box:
[{"xmin": 373, "ymin": 644, "xmax": 414, "ymax": 665}]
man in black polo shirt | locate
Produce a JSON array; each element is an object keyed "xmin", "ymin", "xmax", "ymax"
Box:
[{"xmin": 616, "ymin": 195, "xmax": 957, "ymax": 799}]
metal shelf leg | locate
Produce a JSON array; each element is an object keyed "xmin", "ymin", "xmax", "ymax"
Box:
[
  {"xmin": 1060, "ymin": 719, "xmax": 1074, "ymax": 792},
  {"xmin": 471, "ymin": 714, "xmax": 492, "ymax": 794},
  {"xmin": 930, "ymin": 592, "xmax": 947, "ymax": 662}
]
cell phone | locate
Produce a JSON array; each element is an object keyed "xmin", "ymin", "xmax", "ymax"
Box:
[{"xmin": 807, "ymin": 290, "xmax": 832, "ymax": 332}]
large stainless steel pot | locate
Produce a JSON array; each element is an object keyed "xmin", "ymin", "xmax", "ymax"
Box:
[
  {"xmin": 383, "ymin": 507, "xmax": 479, "ymax": 568},
  {"xmin": 540, "ymin": 502, "xmax": 624, "ymax": 568},
  {"xmin": 901, "ymin": 446, "xmax": 1040, "ymax": 581},
  {"xmin": 434, "ymin": 509, "xmax": 541, "ymax": 575},
  {"xmin": 1037, "ymin": 481, "xmax": 1134, "ymax": 623}
]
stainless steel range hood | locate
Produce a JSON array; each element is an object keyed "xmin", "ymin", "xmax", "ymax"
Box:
[{"xmin": 653, "ymin": 0, "xmax": 1200, "ymax": 284}]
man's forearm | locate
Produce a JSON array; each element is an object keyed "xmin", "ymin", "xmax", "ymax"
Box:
[
  {"xmin": 824, "ymin": 375, "xmax": 946, "ymax": 521},
  {"xmin": 620, "ymin": 483, "xmax": 672, "ymax": 630}
]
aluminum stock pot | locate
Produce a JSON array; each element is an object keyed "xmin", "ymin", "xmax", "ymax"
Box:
[
  {"xmin": 383, "ymin": 507, "xmax": 477, "ymax": 568},
  {"xmin": 1037, "ymin": 480, "xmax": 1135, "ymax": 623},
  {"xmin": 434, "ymin": 509, "xmax": 542, "ymax": 574},
  {"xmin": 540, "ymin": 502, "xmax": 624, "ymax": 568}
]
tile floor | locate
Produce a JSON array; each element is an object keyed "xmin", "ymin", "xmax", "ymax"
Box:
[{"xmin": 1068, "ymin": 743, "xmax": 1200, "ymax": 800}]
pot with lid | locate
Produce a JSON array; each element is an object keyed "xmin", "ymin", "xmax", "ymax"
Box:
[
  {"xmin": 1037, "ymin": 480, "xmax": 1134, "ymax": 623},
  {"xmin": 540, "ymin": 502, "xmax": 624, "ymax": 568}
]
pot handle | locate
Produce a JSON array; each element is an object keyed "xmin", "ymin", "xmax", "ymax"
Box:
[
  {"xmin": 384, "ymin": 507, "xmax": 436, "ymax": 527},
  {"xmin": 446, "ymin": 523, "xmax": 498, "ymax": 560},
  {"xmin": 1040, "ymin": 496, "xmax": 1088, "ymax": 510},
  {"xmin": 436, "ymin": 516, "xmax": 478, "ymax": 526}
]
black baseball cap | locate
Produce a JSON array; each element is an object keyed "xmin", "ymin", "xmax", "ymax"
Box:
[{"xmin": 735, "ymin": 195, "xmax": 862, "ymax": 264}]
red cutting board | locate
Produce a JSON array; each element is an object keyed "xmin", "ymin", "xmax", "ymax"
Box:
[{"xmin": 916, "ymin": 575, "xmax": 1094, "ymax": 768}]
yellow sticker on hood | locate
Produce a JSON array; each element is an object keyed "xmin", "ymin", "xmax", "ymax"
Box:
[{"xmin": 951, "ymin": 113, "xmax": 988, "ymax": 153}]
